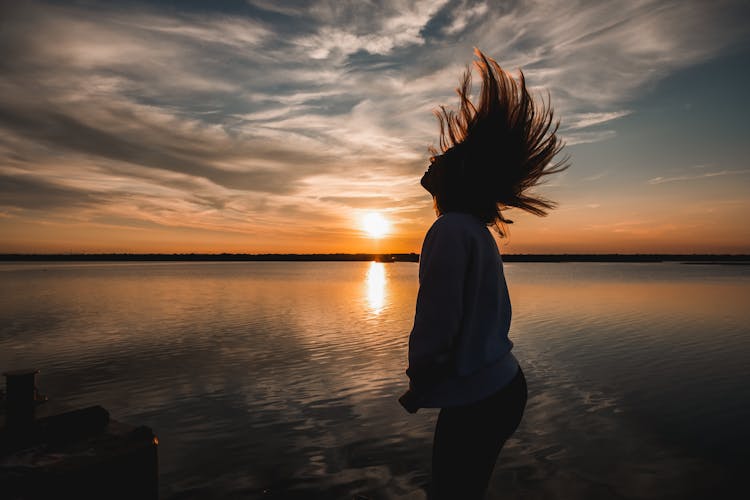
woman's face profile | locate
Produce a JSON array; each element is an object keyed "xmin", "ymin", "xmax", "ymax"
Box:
[{"xmin": 421, "ymin": 154, "xmax": 445, "ymax": 195}]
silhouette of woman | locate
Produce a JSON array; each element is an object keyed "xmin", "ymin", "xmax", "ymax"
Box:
[{"xmin": 399, "ymin": 48, "xmax": 569, "ymax": 499}]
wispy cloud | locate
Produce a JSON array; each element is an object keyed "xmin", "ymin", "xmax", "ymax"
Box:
[
  {"xmin": 443, "ymin": 1, "xmax": 489, "ymax": 35},
  {"xmin": 648, "ymin": 169, "xmax": 750, "ymax": 185},
  {"xmin": 0, "ymin": 0, "xmax": 748, "ymax": 251},
  {"xmin": 566, "ymin": 111, "xmax": 631, "ymax": 129},
  {"xmin": 581, "ymin": 171, "xmax": 610, "ymax": 182},
  {"xmin": 562, "ymin": 130, "xmax": 617, "ymax": 145}
]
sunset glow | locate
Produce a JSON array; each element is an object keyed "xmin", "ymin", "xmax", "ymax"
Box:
[
  {"xmin": 0, "ymin": 1, "xmax": 748, "ymax": 254},
  {"xmin": 365, "ymin": 262, "xmax": 387, "ymax": 314},
  {"xmin": 362, "ymin": 212, "xmax": 391, "ymax": 239}
]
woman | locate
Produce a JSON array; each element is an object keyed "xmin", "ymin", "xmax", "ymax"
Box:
[{"xmin": 399, "ymin": 49, "xmax": 569, "ymax": 499}]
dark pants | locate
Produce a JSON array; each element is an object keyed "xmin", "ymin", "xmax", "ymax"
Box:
[{"xmin": 429, "ymin": 367, "xmax": 527, "ymax": 499}]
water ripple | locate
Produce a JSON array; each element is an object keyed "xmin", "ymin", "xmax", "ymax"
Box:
[{"xmin": 0, "ymin": 261, "xmax": 747, "ymax": 498}]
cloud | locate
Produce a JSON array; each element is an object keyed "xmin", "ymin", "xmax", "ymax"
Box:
[
  {"xmin": 647, "ymin": 169, "xmax": 750, "ymax": 185},
  {"xmin": 566, "ymin": 111, "xmax": 631, "ymax": 129},
  {"xmin": 581, "ymin": 171, "xmax": 610, "ymax": 182},
  {"xmin": 0, "ymin": 0, "xmax": 748, "ymax": 250},
  {"xmin": 319, "ymin": 196, "xmax": 396, "ymax": 209},
  {"xmin": 443, "ymin": 1, "xmax": 489, "ymax": 35},
  {"xmin": 294, "ymin": 0, "xmax": 450, "ymax": 59},
  {"xmin": 0, "ymin": 90, "xmax": 336, "ymax": 194},
  {"xmin": 562, "ymin": 130, "xmax": 617, "ymax": 145},
  {"xmin": 469, "ymin": 1, "xmax": 748, "ymax": 112},
  {"xmin": 0, "ymin": 173, "xmax": 101, "ymax": 211}
]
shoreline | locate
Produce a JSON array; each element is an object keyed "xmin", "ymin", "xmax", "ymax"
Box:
[{"xmin": 0, "ymin": 253, "xmax": 748, "ymax": 263}]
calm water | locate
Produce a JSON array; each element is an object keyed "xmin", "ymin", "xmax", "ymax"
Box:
[{"xmin": 1, "ymin": 261, "xmax": 749, "ymax": 499}]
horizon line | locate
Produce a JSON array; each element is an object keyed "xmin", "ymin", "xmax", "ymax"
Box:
[{"xmin": 1, "ymin": 253, "xmax": 749, "ymax": 263}]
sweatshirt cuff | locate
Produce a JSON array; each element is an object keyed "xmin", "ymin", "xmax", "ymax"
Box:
[{"xmin": 398, "ymin": 388, "xmax": 422, "ymax": 413}]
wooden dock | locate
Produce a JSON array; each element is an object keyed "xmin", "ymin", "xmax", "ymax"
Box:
[{"xmin": 1, "ymin": 369, "xmax": 159, "ymax": 499}]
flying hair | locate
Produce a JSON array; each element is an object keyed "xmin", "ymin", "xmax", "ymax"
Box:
[{"xmin": 425, "ymin": 48, "xmax": 569, "ymax": 235}]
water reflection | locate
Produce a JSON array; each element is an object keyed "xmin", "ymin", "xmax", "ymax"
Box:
[
  {"xmin": 1, "ymin": 262, "xmax": 748, "ymax": 499},
  {"xmin": 365, "ymin": 261, "xmax": 387, "ymax": 314}
]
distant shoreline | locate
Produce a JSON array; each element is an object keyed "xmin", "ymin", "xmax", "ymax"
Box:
[{"xmin": 1, "ymin": 253, "xmax": 748, "ymax": 263}]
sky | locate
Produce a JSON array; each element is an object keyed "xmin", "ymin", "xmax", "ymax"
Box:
[{"xmin": 1, "ymin": 0, "xmax": 749, "ymax": 254}]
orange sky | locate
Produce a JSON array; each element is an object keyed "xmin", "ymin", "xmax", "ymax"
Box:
[{"xmin": 1, "ymin": 1, "xmax": 749, "ymax": 254}]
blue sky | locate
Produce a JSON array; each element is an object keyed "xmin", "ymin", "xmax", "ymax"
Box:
[{"xmin": 1, "ymin": 0, "xmax": 749, "ymax": 253}]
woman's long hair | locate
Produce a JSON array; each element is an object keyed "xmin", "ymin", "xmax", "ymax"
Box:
[{"xmin": 422, "ymin": 48, "xmax": 569, "ymax": 235}]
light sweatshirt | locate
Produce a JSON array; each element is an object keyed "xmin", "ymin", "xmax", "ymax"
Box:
[{"xmin": 401, "ymin": 212, "xmax": 519, "ymax": 411}]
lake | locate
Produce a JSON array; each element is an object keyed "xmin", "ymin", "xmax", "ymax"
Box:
[{"xmin": 1, "ymin": 261, "xmax": 748, "ymax": 499}]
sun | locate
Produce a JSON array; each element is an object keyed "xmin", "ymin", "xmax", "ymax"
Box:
[{"xmin": 362, "ymin": 212, "xmax": 390, "ymax": 238}]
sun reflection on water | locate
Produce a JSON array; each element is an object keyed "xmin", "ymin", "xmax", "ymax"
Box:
[{"xmin": 365, "ymin": 261, "xmax": 387, "ymax": 314}]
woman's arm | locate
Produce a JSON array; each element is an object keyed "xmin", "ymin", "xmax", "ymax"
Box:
[{"xmin": 406, "ymin": 216, "xmax": 469, "ymax": 395}]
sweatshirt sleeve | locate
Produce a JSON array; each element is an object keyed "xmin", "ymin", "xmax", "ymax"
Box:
[{"xmin": 406, "ymin": 216, "xmax": 469, "ymax": 392}]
